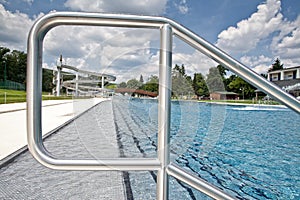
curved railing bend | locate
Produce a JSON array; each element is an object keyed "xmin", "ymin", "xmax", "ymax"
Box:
[{"xmin": 27, "ymin": 12, "xmax": 300, "ymax": 200}]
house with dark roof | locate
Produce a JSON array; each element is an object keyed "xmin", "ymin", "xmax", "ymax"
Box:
[{"xmin": 267, "ymin": 66, "xmax": 300, "ymax": 97}]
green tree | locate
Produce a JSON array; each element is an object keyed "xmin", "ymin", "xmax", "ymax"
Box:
[
  {"xmin": 193, "ymin": 73, "xmax": 209, "ymax": 97},
  {"xmin": 118, "ymin": 82, "xmax": 127, "ymax": 88},
  {"xmin": 139, "ymin": 75, "xmax": 159, "ymax": 93},
  {"xmin": 139, "ymin": 74, "xmax": 144, "ymax": 83},
  {"xmin": 228, "ymin": 76, "xmax": 255, "ymax": 99},
  {"xmin": 7, "ymin": 50, "xmax": 26, "ymax": 83},
  {"xmin": 127, "ymin": 78, "xmax": 142, "ymax": 89},
  {"xmin": 261, "ymin": 73, "xmax": 267, "ymax": 79},
  {"xmin": 0, "ymin": 48, "xmax": 27, "ymax": 88},
  {"xmin": 217, "ymin": 64, "xmax": 230, "ymax": 90},
  {"xmin": 140, "ymin": 82, "xmax": 158, "ymax": 93},
  {"xmin": 0, "ymin": 47, "xmax": 10, "ymax": 81},
  {"xmin": 206, "ymin": 67, "xmax": 225, "ymax": 92},
  {"xmin": 174, "ymin": 64, "xmax": 186, "ymax": 76},
  {"xmin": 172, "ymin": 64, "xmax": 193, "ymax": 97},
  {"xmin": 217, "ymin": 64, "xmax": 227, "ymax": 78},
  {"xmin": 42, "ymin": 68, "xmax": 54, "ymax": 92},
  {"xmin": 268, "ymin": 58, "xmax": 283, "ymax": 72},
  {"xmin": 0, "ymin": 47, "xmax": 10, "ymax": 63},
  {"xmin": 148, "ymin": 75, "xmax": 159, "ymax": 83},
  {"xmin": 224, "ymin": 74, "xmax": 237, "ymax": 91}
]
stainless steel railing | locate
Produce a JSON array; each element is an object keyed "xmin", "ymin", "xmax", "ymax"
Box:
[{"xmin": 27, "ymin": 12, "xmax": 300, "ymax": 200}]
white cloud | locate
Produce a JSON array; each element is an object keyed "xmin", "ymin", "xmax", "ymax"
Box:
[
  {"xmin": 240, "ymin": 55, "xmax": 272, "ymax": 74},
  {"xmin": 216, "ymin": 0, "xmax": 282, "ymax": 53},
  {"xmin": 216, "ymin": 0, "xmax": 300, "ymax": 74},
  {"xmin": 64, "ymin": 0, "xmax": 167, "ymax": 15},
  {"xmin": 239, "ymin": 53, "xmax": 300, "ymax": 75},
  {"xmin": 252, "ymin": 64, "xmax": 270, "ymax": 75},
  {"xmin": 44, "ymin": 25, "xmax": 161, "ymax": 83},
  {"xmin": 240, "ymin": 55, "xmax": 272, "ymax": 67},
  {"xmin": 44, "ymin": 22, "xmax": 217, "ymax": 83},
  {"xmin": 278, "ymin": 28, "xmax": 300, "ymax": 49},
  {"xmin": 173, "ymin": 50, "xmax": 218, "ymax": 77},
  {"xmin": 0, "ymin": 0, "xmax": 166, "ymax": 83},
  {"xmin": 0, "ymin": 4, "xmax": 34, "ymax": 50},
  {"xmin": 280, "ymin": 57, "xmax": 300, "ymax": 68},
  {"xmin": 174, "ymin": 0, "xmax": 189, "ymax": 14},
  {"xmin": 104, "ymin": 52, "xmax": 160, "ymax": 83},
  {"xmin": 22, "ymin": 0, "xmax": 34, "ymax": 5},
  {"xmin": 2, "ymin": 0, "xmax": 299, "ymax": 85},
  {"xmin": 172, "ymin": 36, "xmax": 218, "ymax": 77},
  {"xmin": 271, "ymin": 16, "xmax": 300, "ymax": 66}
]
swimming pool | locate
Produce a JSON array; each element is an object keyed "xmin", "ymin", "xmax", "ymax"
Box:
[
  {"xmin": 0, "ymin": 97, "xmax": 298, "ymax": 199},
  {"xmin": 116, "ymin": 97, "xmax": 300, "ymax": 199}
]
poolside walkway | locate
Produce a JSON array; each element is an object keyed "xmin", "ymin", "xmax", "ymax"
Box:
[
  {"xmin": 0, "ymin": 98, "xmax": 105, "ymax": 160},
  {"xmin": 0, "ymin": 99, "xmax": 126, "ymax": 200}
]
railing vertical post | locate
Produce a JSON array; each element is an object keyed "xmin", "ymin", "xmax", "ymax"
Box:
[
  {"xmin": 157, "ymin": 24, "xmax": 172, "ymax": 200},
  {"xmin": 56, "ymin": 66, "xmax": 61, "ymax": 96}
]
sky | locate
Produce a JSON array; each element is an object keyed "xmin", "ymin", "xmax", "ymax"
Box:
[{"xmin": 0, "ymin": 0, "xmax": 300, "ymax": 83}]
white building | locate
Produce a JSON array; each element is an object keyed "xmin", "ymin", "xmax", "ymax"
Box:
[
  {"xmin": 267, "ymin": 66, "xmax": 300, "ymax": 97},
  {"xmin": 267, "ymin": 66, "xmax": 300, "ymax": 81}
]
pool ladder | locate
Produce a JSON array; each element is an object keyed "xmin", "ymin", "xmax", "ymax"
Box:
[{"xmin": 27, "ymin": 13, "xmax": 300, "ymax": 200}]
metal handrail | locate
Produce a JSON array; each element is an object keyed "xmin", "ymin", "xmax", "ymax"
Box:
[
  {"xmin": 167, "ymin": 163, "xmax": 236, "ymax": 200},
  {"xmin": 27, "ymin": 12, "xmax": 300, "ymax": 200}
]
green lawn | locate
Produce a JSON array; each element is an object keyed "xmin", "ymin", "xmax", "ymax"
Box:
[
  {"xmin": 0, "ymin": 89, "xmax": 73, "ymax": 104},
  {"xmin": 0, "ymin": 89, "xmax": 26, "ymax": 104},
  {"xmin": 1, "ymin": 89, "xmax": 280, "ymax": 105}
]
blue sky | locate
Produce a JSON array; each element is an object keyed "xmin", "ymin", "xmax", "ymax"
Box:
[{"xmin": 0, "ymin": 0, "xmax": 300, "ymax": 82}]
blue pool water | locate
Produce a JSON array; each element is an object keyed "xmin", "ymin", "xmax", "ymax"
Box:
[{"xmin": 120, "ymin": 97, "xmax": 300, "ymax": 199}]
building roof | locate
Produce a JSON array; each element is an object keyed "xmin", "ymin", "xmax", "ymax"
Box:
[{"xmin": 211, "ymin": 91, "xmax": 238, "ymax": 95}]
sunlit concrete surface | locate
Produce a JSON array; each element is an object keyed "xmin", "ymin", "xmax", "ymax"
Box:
[{"xmin": 0, "ymin": 98, "xmax": 105, "ymax": 160}]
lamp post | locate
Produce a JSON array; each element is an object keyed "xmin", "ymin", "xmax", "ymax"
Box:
[
  {"xmin": 240, "ymin": 87, "xmax": 244, "ymax": 100},
  {"xmin": 2, "ymin": 61, "xmax": 7, "ymax": 88}
]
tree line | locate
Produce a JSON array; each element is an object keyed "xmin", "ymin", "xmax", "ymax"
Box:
[
  {"xmin": 1, "ymin": 46, "xmax": 284, "ymax": 97},
  {"xmin": 0, "ymin": 46, "xmax": 53, "ymax": 91},
  {"xmin": 118, "ymin": 59, "xmax": 284, "ymax": 100}
]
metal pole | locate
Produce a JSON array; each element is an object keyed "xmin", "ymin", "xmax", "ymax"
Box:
[
  {"xmin": 56, "ymin": 55, "xmax": 63, "ymax": 97},
  {"xmin": 157, "ymin": 24, "xmax": 172, "ymax": 200},
  {"xmin": 56, "ymin": 67, "xmax": 61, "ymax": 96},
  {"xmin": 102, "ymin": 76, "xmax": 104, "ymax": 90},
  {"xmin": 3, "ymin": 61, "xmax": 7, "ymax": 88},
  {"xmin": 101, "ymin": 75, "xmax": 105, "ymax": 96},
  {"xmin": 56, "ymin": 66, "xmax": 61, "ymax": 96},
  {"xmin": 4, "ymin": 61, "xmax": 6, "ymax": 81},
  {"xmin": 75, "ymin": 72, "xmax": 79, "ymax": 97},
  {"xmin": 167, "ymin": 163, "xmax": 237, "ymax": 200}
]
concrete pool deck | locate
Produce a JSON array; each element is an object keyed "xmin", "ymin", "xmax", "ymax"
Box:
[{"xmin": 0, "ymin": 97, "xmax": 106, "ymax": 160}]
